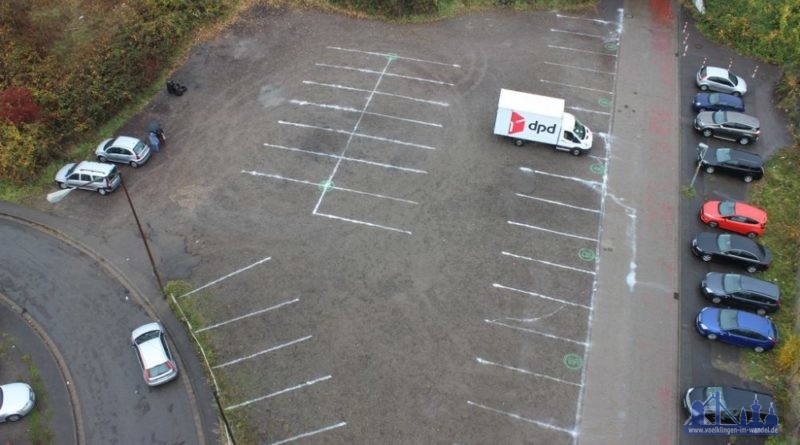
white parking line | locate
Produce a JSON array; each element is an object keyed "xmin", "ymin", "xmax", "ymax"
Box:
[
  {"xmin": 485, "ymin": 319, "xmax": 588, "ymax": 346},
  {"xmin": 313, "ymin": 211, "xmax": 412, "ymax": 235},
  {"xmin": 263, "ymin": 143, "xmax": 428, "ymax": 174},
  {"xmin": 269, "ymin": 421, "xmax": 347, "ymax": 445},
  {"xmin": 289, "ymin": 100, "xmax": 443, "ymax": 127},
  {"xmin": 302, "ymin": 80, "xmax": 449, "ymax": 106},
  {"xmin": 515, "ymin": 193, "xmax": 600, "ymax": 213},
  {"xmin": 467, "ymin": 401, "xmax": 576, "ymax": 437},
  {"xmin": 501, "ymin": 251, "xmax": 596, "ymax": 275},
  {"xmin": 492, "ymin": 283, "xmax": 590, "ymax": 309},
  {"xmin": 279, "ymin": 120, "xmax": 438, "ymax": 150},
  {"xmin": 540, "ymin": 79, "xmax": 613, "ymax": 95},
  {"xmin": 195, "ymin": 298, "xmax": 300, "ymax": 333},
  {"xmin": 567, "ymin": 105, "xmax": 611, "ymax": 116},
  {"xmin": 508, "ymin": 220, "xmax": 598, "ymax": 242},
  {"xmin": 555, "ymin": 13, "xmax": 614, "ymax": 25},
  {"xmin": 315, "ymin": 63, "xmax": 454, "ymax": 85},
  {"xmin": 326, "ymin": 46, "xmax": 461, "ymax": 68},
  {"xmin": 544, "ymin": 61, "xmax": 615, "ymax": 75},
  {"xmin": 178, "ymin": 256, "xmax": 271, "ymax": 299},
  {"xmin": 548, "ymin": 45, "xmax": 617, "ymax": 57},
  {"xmin": 526, "ymin": 169, "xmax": 602, "ymax": 188},
  {"xmin": 476, "ymin": 357, "xmax": 582, "ymax": 387},
  {"xmin": 550, "ymin": 28, "xmax": 605, "ymax": 39},
  {"xmin": 213, "ymin": 335, "xmax": 313, "ymax": 369},
  {"xmin": 586, "ymin": 154, "xmax": 608, "ymax": 162},
  {"xmin": 226, "ymin": 375, "xmax": 332, "ymax": 411}
]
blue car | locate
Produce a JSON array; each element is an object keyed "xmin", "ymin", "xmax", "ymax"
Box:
[
  {"xmin": 693, "ymin": 92, "xmax": 745, "ymax": 112},
  {"xmin": 696, "ymin": 307, "xmax": 777, "ymax": 352}
]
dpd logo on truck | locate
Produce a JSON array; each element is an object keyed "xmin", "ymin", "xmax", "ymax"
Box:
[{"xmin": 507, "ymin": 111, "xmax": 557, "ymax": 135}]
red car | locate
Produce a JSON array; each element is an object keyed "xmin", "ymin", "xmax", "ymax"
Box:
[{"xmin": 700, "ymin": 200, "xmax": 767, "ymax": 238}]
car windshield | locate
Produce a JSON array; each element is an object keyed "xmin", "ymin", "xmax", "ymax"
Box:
[
  {"xmin": 722, "ymin": 274, "xmax": 742, "ymax": 293},
  {"xmin": 704, "ymin": 386, "xmax": 727, "ymax": 411},
  {"xmin": 718, "ymin": 201, "xmax": 735, "ymax": 216},
  {"xmin": 709, "ymin": 93, "xmax": 720, "ymax": 105},
  {"xmin": 133, "ymin": 141, "xmax": 146, "ymax": 154},
  {"xmin": 149, "ymin": 363, "xmax": 171, "ymax": 378},
  {"xmin": 712, "ymin": 111, "xmax": 726, "ymax": 124},
  {"xmin": 718, "ymin": 309, "xmax": 739, "ymax": 331},
  {"xmin": 728, "ymin": 72, "xmax": 738, "ymax": 85},
  {"xmin": 573, "ymin": 121, "xmax": 586, "ymax": 139},
  {"xmin": 715, "ymin": 149, "xmax": 732, "ymax": 163},
  {"xmin": 135, "ymin": 330, "xmax": 160, "ymax": 345},
  {"xmin": 716, "ymin": 233, "xmax": 732, "ymax": 251}
]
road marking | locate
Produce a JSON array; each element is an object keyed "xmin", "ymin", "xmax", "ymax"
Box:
[
  {"xmin": 195, "ymin": 298, "xmax": 299, "ymax": 333},
  {"xmin": 544, "ymin": 61, "xmax": 615, "ymax": 75},
  {"xmin": 492, "ymin": 283, "xmax": 590, "ymax": 309},
  {"xmin": 315, "ymin": 63, "xmax": 454, "ymax": 85},
  {"xmin": 548, "ymin": 45, "xmax": 617, "ymax": 57},
  {"xmin": 263, "ymin": 143, "xmax": 428, "ymax": 174},
  {"xmin": 279, "ymin": 120, "xmax": 437, "ymax": 150},
  {"xmin": 550, "ymin": 28, "xmax": 605, "ymax": 39},
  {"xmin": 508, "ymin": 220, "xmax": 598, "ymax": 242},
  {"xmin": 302, "ymin": 80, "xmax": 449, "ymax": 106},
  {"xmin": 243, "ymin": 171, "xmax": 419, "ymax": 205},
  {"xmin": 540, "ymin": 79, "xmax": 614, "ymax": 95},
  {"xmin": 567, "ymin": 105, "xmax": 611, "ymax": 116},
  {"xmin": 501, "ymin": 251, "xmax": 596, "ymax": 275},
  {"xmin": 289, "ymin": 100, "xmax": 442, "ymax": 127},
  {"xmin": 527, "ymin": 168, "xmax": 602, "ymax": 188},
  {"xmin": 467, "ymin": 401, "xmax": 576, "ymax": 436},
  {"xmin": 327, "ymin": 46, "xmax": 461, "ymax": 68},
  {"xmin": 476, "ymin": 357, "xmax": 582, "ymax": 387},
  {"xmin": 586, "ymin": 154, "xmax": 608, "ymax": 162},
  {"xmin": 226, "ymin": 375, "xmax": 332, "ymax": 411},
  {"xmin": 515, "ymin": 193, "xmax": 600, "ymax": 213},
  {"xmin": 178, "ymin": 256, "xmax": 271, "ymax": 298},
  {"xmin": 269, "ymin": 421, "xmax": 347, "ymax": 445},
  {"xmin": 555, "ymin": 13, "xmax": 614, "ymax": 25},
  {"xmin": 314, "ymin": 211, "xmax": 412, "ymax": 235},
  {"xmin": 213, "ymin": 335, "xmax": 312, "ymax": 369},
  {"xmin": 485, "ymin": 319, "xmax": 588, "ymax": 346}
]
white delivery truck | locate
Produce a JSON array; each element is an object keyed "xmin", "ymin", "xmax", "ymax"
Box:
[{"xmin": 493, "ymin": 89, "xmax": 593, "ymax": 156}]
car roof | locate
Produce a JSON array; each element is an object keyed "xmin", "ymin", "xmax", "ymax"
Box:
[
  {"xmin": 733, "ymin": 202, "xmax": 767, "ymax": 220},
  {"xmin": 707, "ymin": 386, "xmax": 774, "ymax": 410},
  {"xmin": 714, "ymin": 93, "xmax": 743, "ymax": 105},
  {"xmin": 705, "ymin": 66, "xmax": 731, "ymax": 77},
  {"xmin": 725, "ymin": 112, "xmax": 759, "ymax": 127},
  {"xmin": 723, "ymin": 148, "xmax": 763, "ymax": 166},
  {"xmin": 735, "ymin": 310, "xmax": 774, "ymax": 335},
  {"xmin": 112, "ymin": 136, "xmax": 142, "ymax": 150},
  {"xmin": 137, "ymin": 336, "xmax": 169, "ymax": 368},
  {"xmin": 729, "ymin": 234, "xmax": 763, "ymax": 253},
  {"xmin": 739, "ymin": 275, "xmax": 780, "ymax": 298},
  {"xmin": 75, "ymin": 161, "xmax": 116, "ymax": 174}
]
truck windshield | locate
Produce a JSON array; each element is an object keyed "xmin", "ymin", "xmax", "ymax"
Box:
[{"xmin": 573, "ymin": 121, "xmax": 587, "ymax": 139}]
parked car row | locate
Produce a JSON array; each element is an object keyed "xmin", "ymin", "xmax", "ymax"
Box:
[{"xmin": 684, "ymin": 66, "xmax": 779, "ymax": 425}]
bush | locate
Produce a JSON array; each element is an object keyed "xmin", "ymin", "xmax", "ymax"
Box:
[
  {"xmin": 0, "ymin": 87, "xmax": 41, "ymax": 124},
  {"xmin": 0, "ymin": 122, "xmax": 51, "ymax": 183}
]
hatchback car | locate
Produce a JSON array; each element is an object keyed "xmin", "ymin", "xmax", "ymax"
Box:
[
  {"xmin": 700, "ymin": 200, "xmax": 767, "ymax": 238},
  {"xmin": 691, "ymin": 232, "xmax": 772, "ymax": 273},
  {"xmin": 0, "ymin": 383, "xmax": 35, "ymax": 422},
  {"xmin": 131, "ymin": 322, "xmax": 178, "ymax": 386},
  {"xmin": 701, "ymin": 272, "xmax": 780, "ymax": 315},
  {"xmin": 696, "ymin": 66, "xmax": 748, "ymax": 96},
  {"xmin": 54, "ymin": 161, "xmax": 121, "ymax": 195},
  {"xmin": 694, "ymin": 111, "xmax": 760, "ymax": 145},
  {"xmin": 96, "ymin": 136, "xmax": 152, "ymax": 168},
  {"xmin": 697, "ymin": 147, "xmax": 764, "ymax": 183},
  {"xmin": 696, "ymin": 307, "xmax": 778, "ymax": 352},
  {"xmin": 684, "ymin": 386, "xmax": 776, "ymax": 424},
  {"xmin": 692, "ymin": 92, "xmax": 745, "ymax": 112}
]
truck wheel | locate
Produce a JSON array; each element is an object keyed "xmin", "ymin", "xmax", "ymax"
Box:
[
  {"xmin": 570, "ymin": 148, "xmax": 581, "ymax": 156},
  {"xmin": 514, "ymin": 139, "xmax": 524, "ymax": 147}
]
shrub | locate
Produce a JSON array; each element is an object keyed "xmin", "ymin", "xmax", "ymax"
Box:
[{"xmin": 0, "ymin": 87, "xmax": 41, "ymax": 125}]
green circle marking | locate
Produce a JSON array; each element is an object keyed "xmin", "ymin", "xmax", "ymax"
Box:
[
  {"xmin": 318, "ymin": 179, "xmax": 334, "ymax": 192},
  {"xmin": 564, "ymin": 354, "xmax": 584, "ymax": 370},
  {"xmin": 604, "ymin": 42, "xmax": 619, "ymax": 51},
  {"xmin": 578, "ymin": 248, "xmax": 596, "ymax": 262},
  {"xmin": 590, "ymin": 163, "xmax": 605, "ymax": 175},
  {"xmin": 598, "ymin": 97, "xmax": 612, "ymax": 108}
]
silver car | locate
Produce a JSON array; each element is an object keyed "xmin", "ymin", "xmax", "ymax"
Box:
[
  {"xmin": 95, "ymin": 136, "xmax": 152, "ymax": 168},
  {"xmin": 694, "ymin": 111, "xmax": 760, "ymax": 145},
  {"xmin": 0, "ymin": 383, "xmax": 36, "ymax": 422},
  {"xmin": 54, "ymin": 161, "xmax": 121, "ymax": 195},
  {"xmin": 696, "ymin": 66, "xmax": 747, "ymax": 96},
  {"xmin": 131, "ymin": 322, "xmax": 178, "ymax": 387}
]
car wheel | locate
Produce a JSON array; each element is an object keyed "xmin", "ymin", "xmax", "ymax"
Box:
[
  {"xmin": 570, "ymin": 148, "xmax": 581, "ymax": 156},
  {"xmin": 739, "ymin": 136, "xmax": 750, "ymax": 145},
  {"xmin": 97, "ymin": 155, "xmax": 107, "ymax": 163},
  {"xmin": 707, "ymin": 334, "xmax": 717, "ymax": 340},
  {"xmin": 705, "ymin": 166, "xmax": 715, "ymax": 174},
  {"xmin": 701, "ymin": 254, "xmax": 712, "ymax": 262},
  {"xmin": 754, "ymin": 346, "xmax": 765, "ymax": 353},
  {"xmin": 58, "ymin": 182, "xmax": 67, "ymax": 190},
  {"xmin": 744, "ymin": 175, "xmax": 753, "ymax": 183},
  {"xmin": 711, "ymin": 297, "xmax": 722, "ymax": 304},
  {"xmin": 700, "ymin": 85, "xmax": 709, "ymax": 91},
  {"xmin": 98, "ymin": 188, "xmax": 107, "ymax": 196},
  {"xmin": 702, "ymin": 129, "xmax": 713, "ymax": 137},
  {"xmin": 756, "ymin": 308, "xmax": 767, "ymax": 316},
  {"xmin": 7, "ymin": 414, "xmax": 21, "ymax": 422},
  {"xmin": 514, "ymin": 139, "xmax": 524, "ymax": 147},
  {"xmin": 129, "ymin": 161, "xmax": 139, "ymax": 168},
  {"xmin": 747, "ymin": 232, "xmax": 757, "ymax": 239},
  {"xmin": 708, "ymin": 221, "xmax": 718, "ymax": 228},
  {"xmin": 746, "ymin": 265, "xmax": 757, "ymax": 273},
  {"xmin": 733, "ymin": 91, "xmax": 741, "ymax": 97}
]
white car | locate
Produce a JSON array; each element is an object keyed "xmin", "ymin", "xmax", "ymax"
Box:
[
  {"xmin": 131, "ymin": 322, "xmax": 178, "ymax": 386},
  {"xmin": 696, "ymin": 66, "xmax": 747, "ymax": 96},
  {"xmin": 0, "ymin": 383, "xmax": 35, "ymax": 422},
  {"xmin": 95, "ymin": 136, "xmax": 152, "ymax": 168}
]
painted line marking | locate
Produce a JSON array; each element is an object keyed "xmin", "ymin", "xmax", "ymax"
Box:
[
  {"xmin": 540, "ymin": 79, "xmax": 613, "ymax": 95},
  {"xmin": 548, "ymin": 45, "xmax": 617, "ymax": 57},
  {"xmin": 302, "ymin": 80, "xmax": 449, "ymax": 107},
  {"xmin": 550, "ymin": 28, "xmax": 605, "ymax": 39},
  {"xmin": 195, "ymin": 298, "xmax": 299, "ymax": 333},
  {"xmin": 243, "ymin": 171, "xmax": 419, "ymax": 205},
  {"xmin": 213, "ymin": 335, "xmax": 312, "ymax": 369},
  {"xmin": 263, "ymin": 143, "xmax": 428, "ymax": 174},
  {"xmin": 555, "ymin": 13, "xmax": 614, "ymax": 25},
  {"xmin": 326, "ymin": 46, "xmax": 461, "ymax": 68},
  {"xmin": 279, "ymin": 120, "xmax": 437, "ymax": 151},
  {"xmin": 528, "ymin": 169, "xmax": 602, "ymax": 187},
  {"xmin": 485, "ymin": 319, "xmax": 588, "ymax": 346},
  {"xmin": 289, "ymin": 100, "xmax": 442, "ymax": 127},
  {"xmin": 467, "ymin": 401, "xmax": 576, "ymax": 436},
  {"xmin": 501, "ymin": 251, "xmax": 596, "ymax": 275},
  {"xmin": 587, "ymin": 154, "xmax": 608, "ymax": 162},
  {"xmin": 315, "ymin": 63, "xmax": 454, "ymax": 85},
  {"xmin": 515, "ymin": 193, "xmax": 600, "ymax": 213},
  {"xmin": 492, "ymin": 283, "xmax": 590, "ymax": 309},
  {"xmin": 313, "ymin": 211, "xmax": 412, "ymax": 235},
  {"xmin": 269, "ymin": 421, "xmax": 347, "ymax": 445},
  {"xmin": 544, "ymin": 61, "xmax": 615, "ymax": 75},
  {"xmin": 508, "ymin": 220, "xmax": 598, "ymax": 242},
  {"xmin": 226, "ymin": 375, "xmax": 332, "ymax": 411},
  {"xmin": 476, "ymin": 357, "xmax": 582, "ymax": 387},
  {"xmin": 178, "ymin": 256, "xmax": 271, "ymax": 298},
  {"xmin": 567, "ymin": 105, "xmax": 611, "ymax": 116}
]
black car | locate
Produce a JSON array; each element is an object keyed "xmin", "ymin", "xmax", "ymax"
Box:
[
  {"xmin": 701, "ymin": 272, "xmax": 781, "ymax": 315},
  {"xmin": 697, "ymin": 147, "xmax": 764, "ymax": 183},
  {"xmin": 694, "ymin": 111, "xmax": 760, "ymax": 145},
  {"xmin": 684, "ymin": 386, "xmax": 776, "ymax": 425},
  {"xmin": 691, "ymin": 232, "xmax": 772, "ymax": 273},
  {"xmin": 693, "ymin": 92, "xmax": 745, "ymax": 113}
]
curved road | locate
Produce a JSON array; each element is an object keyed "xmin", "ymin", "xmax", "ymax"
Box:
[{"xmin": 0, "ymin": 218, "xmax": 201, "ymax": 444}]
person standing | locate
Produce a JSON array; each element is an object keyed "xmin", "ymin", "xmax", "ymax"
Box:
[{"xmin": 148, "ymin": 131, "xmax": 160, "ymax": 153}]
